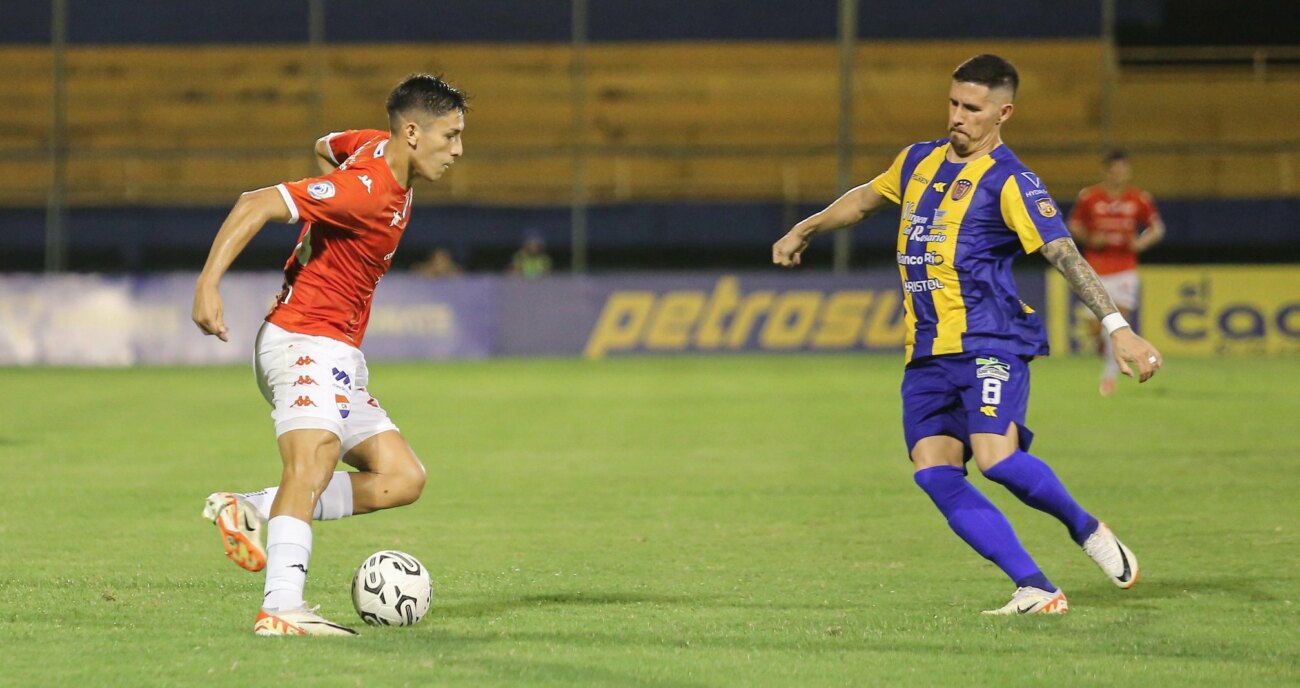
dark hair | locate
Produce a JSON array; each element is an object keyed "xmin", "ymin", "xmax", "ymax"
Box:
[
  {"xmin": 1103, "ymin": 149, "xmax": 1128, "ymax": 164},
  {"xmin": 386, "ymin": 74, "xmax": 468, "ymax": 130},
  {"xmin": 952, "ymin": 54, "xmax": 1019, "ymax": 97}
]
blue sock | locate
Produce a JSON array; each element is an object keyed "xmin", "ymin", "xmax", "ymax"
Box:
[
  {"xmin": 984, "ymin": 450, "xmax": 1100, "ymax": 546},
  {"xmin": 913, "ymin": 465, "xmax": 1055, "ymax": 592}
]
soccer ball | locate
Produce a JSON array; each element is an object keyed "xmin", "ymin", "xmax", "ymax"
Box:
[{"xmin": 350, "ymin": 550, "xmax": 433, "ymax": 626}]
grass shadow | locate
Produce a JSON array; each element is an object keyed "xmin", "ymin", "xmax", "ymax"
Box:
[{"xmin": 437, "ymin": 591, "xmax": 703, "ymax": 619}]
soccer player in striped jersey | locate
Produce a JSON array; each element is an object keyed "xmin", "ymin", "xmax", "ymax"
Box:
[
  {"xmin": 773, "ymin": 55, "xmax": 1161, "ymax": 615},
  {"xmin": 1068, "ymin": 151, "xmax": 1166, "ymax": 396},
  {"xmin": 193, "ymin": 74, "xmax": 466, "ymax": 635}
]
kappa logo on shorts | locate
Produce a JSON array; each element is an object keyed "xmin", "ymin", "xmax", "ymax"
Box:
[
  {"xmin": 366, "ymin": 396, "xmax": 379, "ymax": 408},
  {"xmin": 293, "ymin": 375, "xmax": 318, "ymax": 386},
  {"xmin": 294, "ymin": 356, "xmax": 316, "ymax": 366},
  {"xmin": 975, "ymin": 357, "xmax": 1012, "ymax": 381},
  {"xmin": 335, "ymin": 394, "xmax": 351, "ymax": 419},
  {"xmin": 290, "ymin": 396, "xmax": 317, "ymax": 408}
]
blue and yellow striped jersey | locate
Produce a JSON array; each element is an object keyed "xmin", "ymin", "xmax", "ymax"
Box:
[{"xmin": 868, "ymin": 138, "xmax": 1069, "ymax": 363}]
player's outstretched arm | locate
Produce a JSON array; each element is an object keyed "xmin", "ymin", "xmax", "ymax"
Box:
[
  {"xmin": 1039, "ymin": 236, "xmax": 1163, "ymax": 382},
  {"xmin": 773, "ymin": 183, "xmax": 891, "ymax": 267},
  {"xmin": 193, "ymin": 188, "xmax": 294, "ymax": 342}
]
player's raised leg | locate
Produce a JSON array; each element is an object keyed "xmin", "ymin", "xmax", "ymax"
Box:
[
  {"xmin": 975, "ymin": 425, "xmax": 1138, "ymax": 589},
  {"xmin": 232, "ymin": 470, "xmax": 357, "ymax": 524},
  {"xmin": 254, "ymin": 428, "xmax": 357, "ymax": 636},
  {"xmin": 340, "ymin": 430, "xmax": 426, "ymax": 514}
]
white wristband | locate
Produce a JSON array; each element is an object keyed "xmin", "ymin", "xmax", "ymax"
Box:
[{"xmin": 1101, "ymin": 312, "xmax": 1130, "ymax": 336}]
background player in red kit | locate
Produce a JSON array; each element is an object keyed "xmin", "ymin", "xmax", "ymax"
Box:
[
  {"xmin": 1068, "ymin": 151, "xmax": 1165, "ymax": 395},
  {"xmin": 192, "ymin": 74, "xmax": 466, "ymax": 636}
]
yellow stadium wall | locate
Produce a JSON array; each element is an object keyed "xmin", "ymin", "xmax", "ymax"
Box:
[
  {"xmin": 1, "ymin": 40, "xmax": 1297, "ymax": 207},
  {"xmin": 1047, "ymin": 266, "xmax": 1300, "ymax": 357}
]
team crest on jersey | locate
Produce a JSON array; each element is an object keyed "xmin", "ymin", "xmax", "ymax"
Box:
[
  {"xmin": 307, "ymin": 181, "xmax": 336, "ymax": 200},
  {"xmin": 1036, "ymin": 198, "xmax": 1058, "ymax": 218},
  {"xmin": 951, "ymin": 179, "xmax": 973, "ymax": 201},
  {"xmin": 335, "ymin": 394, "xmax": 351, "ymax": 419}
]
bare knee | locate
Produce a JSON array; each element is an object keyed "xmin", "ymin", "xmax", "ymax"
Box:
[
  {"xmin": 911, "ymin": 435, "xmax": 965, "ymax": 472},
  {"xmin": 970, "ymin": 424, "xmax": 1020, "ymax": 473},
  {"xmin": 390, "ymin": 458, "xmax": 427, "ymax": 507}
]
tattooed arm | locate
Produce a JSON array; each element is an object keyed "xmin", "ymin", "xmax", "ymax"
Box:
[
  {"xmin": 1039, "ymin": 236, "xmax": 1119, "ymax": 320},
  {"xmin": 1039, "ymin": 236, "xmax": 1164, "ymax": 382}
]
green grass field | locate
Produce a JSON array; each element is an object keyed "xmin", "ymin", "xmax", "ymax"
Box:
[{"xmin": 2, "ymin": 355, "xmax": 1297, "ymax": 687}]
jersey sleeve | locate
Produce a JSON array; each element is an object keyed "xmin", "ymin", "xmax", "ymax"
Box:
[
  {"xmin": 867, "ymin": 146, "xmax": 912, "ymax": 204},
  {"xmin": 276, "ymin": 168, "xmax": 385, "ymax": 230},
  {"xmin": 999, "ymin": 174, "xmax": 1071, "ymax": 253},
  {"xmin": 317, "ymin": 129, "xmax": 387, "ymax": 167}
]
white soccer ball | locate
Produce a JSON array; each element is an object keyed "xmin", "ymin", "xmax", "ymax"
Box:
[{"xmin": 350, "ymin": 550, "xmax": 433, "ymax": 626}]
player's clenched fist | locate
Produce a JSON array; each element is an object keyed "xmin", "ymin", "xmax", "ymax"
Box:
[
  {"xmin": 192, "ymin": 285, "xmax": 229, "ymax": 342},
  {"xmin": 772, "ymin": 230, "xmax": 810, "ymax": 267}
]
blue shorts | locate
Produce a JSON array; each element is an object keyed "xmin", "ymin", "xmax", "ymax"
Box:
[{"xmin": 900, "ymin": 351, "xmax": 1035, "ymax": 460}]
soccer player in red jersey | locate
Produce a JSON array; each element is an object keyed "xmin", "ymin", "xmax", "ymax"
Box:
[
  {"xmin": 1068, "ymin": 151, "xmax": 1166, "ymax": 395},
  {"xmin": 192, "ymin": 74, "xmax": 466, "ymax": 636}
]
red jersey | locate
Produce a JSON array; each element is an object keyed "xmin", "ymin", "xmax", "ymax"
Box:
[
  {"xmin": 267, "ymin": 129, "xmax": 413, "ymax": 347},
  {"xmin": 1068, "ymin": 185, "xmax": 1160, "ymax": 275}
]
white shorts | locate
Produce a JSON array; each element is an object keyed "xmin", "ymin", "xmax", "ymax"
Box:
[
  {"xmin": 1099, "ymin": 269, "xmax": 1140, "ymax": 312},
  {"xmin": 254, "ymin": 322, "xmax": 399, "ymax": 455}
]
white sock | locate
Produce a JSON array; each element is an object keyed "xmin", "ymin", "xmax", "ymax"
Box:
[
  {"xmin": 316, "ymin": 471, "xmax": 355, "ymax": 521},
  {"xmin": 243, "ymin": 472, "xmax": 355, "ymax": 522},
  {"xmin": 1101, "ymin": 336, "xmax": 1120, "ymax": 380},
  {"xmin": 262, "ymin": 515, "xmax": 312, "ymax": 612},
  {"xmin": 241, "ymin": 487, "xmax": 277, "ymax": 522}
]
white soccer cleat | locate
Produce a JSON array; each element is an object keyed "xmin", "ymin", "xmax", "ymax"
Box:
[
  {"xmin": 254, "ymin": 605, "xmax": 358, "ymax": 637},
  {"xmin": 202, "ymin": 492, "xmax": 267, "ymax": 573},
  {"xmin": 1082, "ymin": 522, "xmax": 1139, "ymax": 589},
  {"xmin": 982, "ymin": 586, "xmax": 1069, "ymax": 616}
]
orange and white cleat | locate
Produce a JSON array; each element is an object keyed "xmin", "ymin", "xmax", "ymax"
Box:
[
  {"xmin": 202, "ymin": 492, "xmax": 266, "ymax": 572},
  {"xmin": 254, "ymin": 605, "xmax": 358, "ymax": 637},
  {"xmin": 982, "ymin": 586, "xmax": 1069, "ymax": 616}
]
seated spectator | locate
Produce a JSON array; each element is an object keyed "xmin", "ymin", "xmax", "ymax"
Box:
[
  {"xmin": 508, "ymin": 232, "xmax": 552, "ymax": 279},
  {"xmin": 412, "ymin": 247, "xmax": 463, "ymax": 278}
]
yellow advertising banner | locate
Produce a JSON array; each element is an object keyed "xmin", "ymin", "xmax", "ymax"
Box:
[{"xmin": 1047, "ymin": 266, "xmax": 1300, "ymax": 356}]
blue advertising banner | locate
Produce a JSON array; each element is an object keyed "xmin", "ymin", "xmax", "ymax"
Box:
[
  {"xmin": 0, "ymin": 273, "xmax": 496, "ymax": 365},
  {"xmin": 0, "ymin": 270, "xmax": 1052, "ymax": 365}
]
